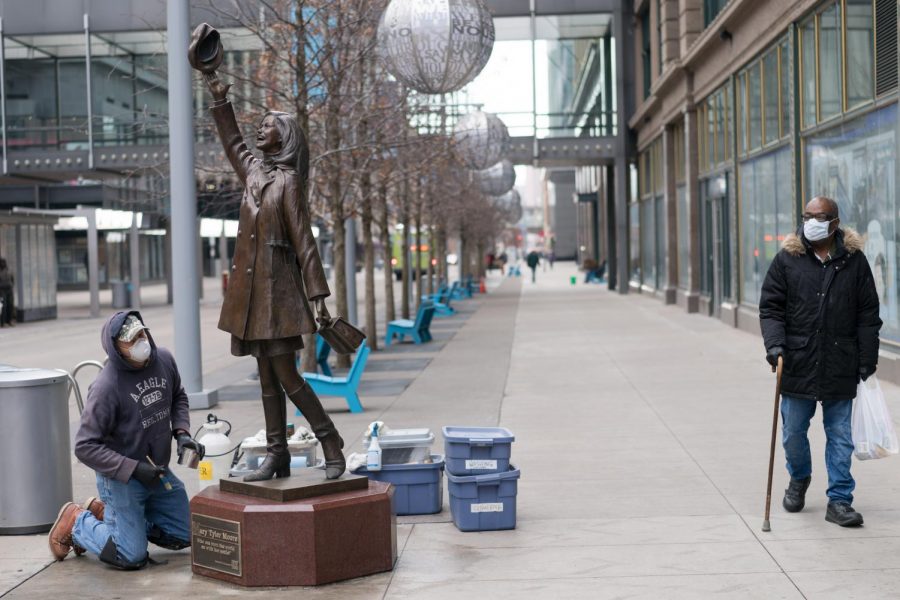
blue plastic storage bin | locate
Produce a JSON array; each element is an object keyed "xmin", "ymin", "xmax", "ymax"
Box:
[
  {"xmin": 357, "ymin": 455, "xmax": 444, "ymax": 516},
  {"xmin": 442, "ymin": 426, "xmax": 515, "ymax": 475},
  {"xmin": 447, "ymin": 465, "xmax": 520, "ymax": 531}
]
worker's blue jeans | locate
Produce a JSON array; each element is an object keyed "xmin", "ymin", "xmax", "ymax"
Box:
[
  {"xmin": 72, "ymin": 470, "xmax": 190, "ymax": 566},
  {"xmin": 781, "ymin": 395, "xmax": 855, "ymax": 504}
]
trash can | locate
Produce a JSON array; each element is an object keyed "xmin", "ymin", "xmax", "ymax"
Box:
[
  {"xmin": 0, "ymin": 366, "xmax": 72, "ymax": 534},
  {"xmin": 110, "ymin": 280, "xmax": 131, "ymax": 308}
]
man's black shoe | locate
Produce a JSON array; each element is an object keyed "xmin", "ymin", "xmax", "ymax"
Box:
[
  {"xmin": 782, "ymin": 476, "xmax": 811, "ymax": 513},
  {"xmin": 826, "ymin": 502, "xmax": 864, "ymax": 527}
]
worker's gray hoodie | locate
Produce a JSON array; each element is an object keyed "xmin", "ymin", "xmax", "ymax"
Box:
[{"xmin": 74, "ymin": 311, "xmax": 190, "ymax": 483}]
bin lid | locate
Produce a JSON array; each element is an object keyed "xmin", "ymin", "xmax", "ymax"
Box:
[
  {"xmin": 442, "ymin": 426, "xmax": 515, "ymax": 444},
  {"xmin": 445, "ymin": 464, "xmax": 521, "ymax": 484},
  {"xmin": 365, "ymin": 428, "xmax": 434, "ymax": 448},
  {"xmin": 0, "ymin": 366, "xmax": 68, "ymax": 388},
  {"xmin": 356, "ymin": 454, "xmax": 445, "ymax": 473}
]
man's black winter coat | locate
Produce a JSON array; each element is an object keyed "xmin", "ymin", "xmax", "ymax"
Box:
[{"xmin": 759, "ymin": 228, "xmax": 881, "ymax": 401}]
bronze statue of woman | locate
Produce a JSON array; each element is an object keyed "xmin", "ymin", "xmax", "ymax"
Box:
[{"xmin": 189, "ymin": 24, "xmax": 345, "ymax": 481}]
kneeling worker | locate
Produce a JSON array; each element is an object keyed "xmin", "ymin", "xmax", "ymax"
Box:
[{"xmin": 49, "ymin": 312, "xmax": 205, "ymax": 568}]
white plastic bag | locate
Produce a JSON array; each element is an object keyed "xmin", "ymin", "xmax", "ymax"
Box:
[{"xmin": 852, "ymin": 376, "xmax": 899, "ymax": 460}]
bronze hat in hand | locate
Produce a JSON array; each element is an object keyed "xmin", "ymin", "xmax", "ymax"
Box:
[{"xmin": 188, "ymin": 23, "xmax": 223, "ymax": 74}]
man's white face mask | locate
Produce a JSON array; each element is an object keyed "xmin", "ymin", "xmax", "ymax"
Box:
[
  {"xmin": 128, "ymin": 338, "xmax": 152, "ymax": 362},
  {"xmin": 804, "ymin": 218, "xmax": 834, "ymax": 242}
]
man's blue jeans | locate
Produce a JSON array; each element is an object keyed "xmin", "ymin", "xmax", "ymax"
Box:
[
  {"xmin": 781, "ymin": 395, "xmax": 855, "ymax": 504},
  {"xmin": 72, "ymin": 470, "xmax": 190, "ymax": 566}
]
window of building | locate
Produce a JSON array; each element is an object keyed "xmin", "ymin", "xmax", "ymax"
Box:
[
  {"xmin": 818, "ymin": 3, "xmax": 843, "ymax": 120},
  {"xmin": 641, "ymin": 10, "xmax": 651, "ymax": 100},
  {"xmin": 737, "ymin": 36, "xmax": 790, "ymax": 158},
  {"xmin": 630, "ymin": 201, "xmax": 641, "ymax": 284},
  {"xmin": 779, "ymin": 39, "xmax": 791, "ymax": 137},
  {"xmin": 747, "ymin": 64, "xmax": 762, "ymax": 150},
  {"xmin": 739, "ymin": 146, "xmax": 793, "ymax": 305},
  {"xmin": 657, "ymin": 0, "xmax": 663, "ymax": 74},
  {"xmin": 846, "ymin": 0, "xmax": 874, "ymax": 107},
  {"xmin": 799, "ymin": 0, "xmax": 884, "ymax": 129},
  {"xmin": 677, "ymin": 185, "xmax": 689, "ymax": 289},
  {"xmin": 737, "ymin": 72, "xmax": 747, "ymax": 155},
  {"xmin": 800, "ymin": 18, "xmax": 817, "ymax": 128},
  {"xmin": 805, "ymin": 104, "xmax": 898, "ymax": 341},
  {"xmin": 704, "ymin": 0, "xmax": 729, "ymax": 28},
  {"xmin": 763, "ymin": 49, "xmax": 780, "ymax": 145}
]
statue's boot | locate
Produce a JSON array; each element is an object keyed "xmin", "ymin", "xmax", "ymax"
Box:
[
  {"xmin": 244, "ymin": 391, "xmax": 291, "ymax": 481},
  {"xmin": 288, "ymin": 381, "xmax": 345, "ymax": 479}
]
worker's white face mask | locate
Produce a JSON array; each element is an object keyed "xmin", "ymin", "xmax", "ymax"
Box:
[
  {"xmin": 804, "ymin": 218, "xmax": 834, "ymax": 242},
  {"xmin": 129, "ymin": 338, "xmax": 152, "ymax": 362}
]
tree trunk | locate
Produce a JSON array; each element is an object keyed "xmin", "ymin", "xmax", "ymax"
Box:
[
  {"xmin": 400, "ymin": 177, "xmax": 411, "ymax": 319},
  {"xmin": 378, "ymin": 184, "xmax": 395, "ymax": 323},
  {"xmin": 427, "ymin": 224, "xmax": 435, "ymax": 296},
  {"xmin": 414, "ymin": 204, "xmax": 423, "ymax": 309},
  {"xmin": 361, "ymin": 174, "xmax": 378, "ymax": 351}
]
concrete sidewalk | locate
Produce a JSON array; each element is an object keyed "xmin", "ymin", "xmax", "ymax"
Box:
[{"xmin": 3, "ymin": 262, "xmax": 900, "ymax": 598}]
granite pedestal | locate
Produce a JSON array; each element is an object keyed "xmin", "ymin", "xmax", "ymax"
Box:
[{"xmin": 189, "ymin": 472, "xmax": 396, "ymax": 587}]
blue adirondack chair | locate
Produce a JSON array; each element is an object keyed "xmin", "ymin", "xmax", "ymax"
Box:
[
  {"xmin": 423, "ymin": 286, "xmax": 454, "ymax": 316},
  {"xmin": 423, "ymin": 282, "xmax": 449, "ymax": 304},
  {"xmin": 294, "ymin": 334, "xmax": 333, "ymax": 376},
  {"xmin": 385, "ymin": 302, "xmax": 436, "ymax": 345},
  {"xmin": 298, "ymin": 343, "xmax": 370, "ymax": 414},
  {"xmin": 448, "ymin": 281, "xmax": 464, "ymax": 300}
]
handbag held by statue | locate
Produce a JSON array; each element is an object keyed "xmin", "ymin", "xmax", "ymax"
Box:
[{"xmin": 318, "ymin": 317, "xmax": 366, "ymax": 354}]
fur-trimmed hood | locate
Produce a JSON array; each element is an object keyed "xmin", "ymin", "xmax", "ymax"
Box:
[{"xmin": 782, "ymin": 227, "xmax": 862, "ymax": 257}]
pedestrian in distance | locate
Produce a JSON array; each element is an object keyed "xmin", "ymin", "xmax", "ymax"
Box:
[
  {"xmin": 759, "ymin": 196, "xmax": 881, "ymax": 527},
  {"xmin": 0, "ymin": 257, "xmax": 14, "ymax": 327},
  {"xmin": 48, "ymin": 312, "xmax": 205, "ymax": 568},
  {"xmin": 526, "ymin": 249, "xmax": 540, "ymax": 283}
]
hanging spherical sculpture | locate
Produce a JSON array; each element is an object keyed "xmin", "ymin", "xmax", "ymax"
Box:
[
  {"xmin": 476, "ymin": 159, "xmax": 515, "ymax": 196},
  {"xmin": 377, "ymin": 0, "xmax": 495, "ymax": 94},
  {"xmin": 507, "ymin": 201, "xmax": 523, "ymax": 223},
  {"xmin": 491, "ymin": 189, "xmax": 520, "ymax": 210},
  {"xmin": 452, "ymin": 110, "xmax": 509, "ymax": 170}
]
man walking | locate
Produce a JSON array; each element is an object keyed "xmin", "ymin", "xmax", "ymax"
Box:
[
  {"xmin": 48, "ymin": 312, "xmax": 205, "ymax": 567},
  {"xmin": 526, "ymin": 249, "xmax": 540, "ymax": 283},
  {"xmin": 759, "ymin": 196, "xmax": 881, "ymax": 527}
]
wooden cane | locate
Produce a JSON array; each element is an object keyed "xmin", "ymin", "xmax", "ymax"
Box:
[{"xmin": 762, "ymin": 355, "xmax": 783, "ymax": 532}]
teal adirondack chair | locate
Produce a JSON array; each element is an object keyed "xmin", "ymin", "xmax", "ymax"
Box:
[
  {"xmin": 298, "ymin": 343, "xmax": 370, "ymax": 414},
  {"xmin": 385, "ymin": 302, "xmax": 436, "ymax": 345}
]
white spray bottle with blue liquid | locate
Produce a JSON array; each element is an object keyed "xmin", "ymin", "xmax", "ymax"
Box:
[{"xmin": 367, "ymin": 423, "xmax": 383, "ymax": 471}]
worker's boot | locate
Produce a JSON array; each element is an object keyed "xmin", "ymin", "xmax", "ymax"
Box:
[
  {"xmin": 244, "ymin": 391, "xmax": 291, "ymax": 481},
  {"xmin": 782, "ymin": 476, "xmax": 811, "ymax": 513},
  {"xmin": 72, "ymin": 497, "xmax": 106, "ymax": 556},
  {"xmin": 288, "ymin": 381, "xmax": 345, "ymax": 479},
  {"xmin": 49, "ymin": 502, "xmax": 84, "ymax": 561}
]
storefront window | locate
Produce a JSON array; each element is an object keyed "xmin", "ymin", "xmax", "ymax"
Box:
[
  {"xmin": 630, "ymin": 202, "xmax": 641, "ymax": 284},
  {"xmin": 655, "ymin": 195, "xmax": 665, "ymax": 289},
  {"xmin": 677, "ymin": 185, "xmax": 689, "ymax": 289},
  {"xmin": 818, "ymin": 4, "xmax": 843, "ymax": 120},
  {"xmin": 740, "ymin": 146, "xmax": 793, "ymax": 305},
  {"xmin": 801, "ymin": 19, "xmax": 817, "ymax": 128},
  {"xmin": 641, "ymin": 199, "xmax": 656, "ymax": 288},
  {"xmin": 845, "ymin": 0, "xmax": 874, "ymax": 108},
  {"xmin": 806, "ymin": 104, "xmax": 898, "ymax": 341}
]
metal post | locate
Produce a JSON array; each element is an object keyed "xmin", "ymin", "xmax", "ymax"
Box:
[
  {"xmin": 0, "ymin": 18, "xmax": 8, "ymax": 176},
  {"xmin": 612, "ymin": 3, "xmax": 634, "ymax": 295},
  {"xmin": 129, "ymin": 212, "xmax": 141, "ymax": 309},
  {"xmin": 530, "ymin": 0, "xmax": 538, "ymax": 162},
  {"xmin": 85, "ymin": 210, "xmax": 100, "ymax": 318},
  {"xmin": 83, "ymin": 14, "xmax": 94, "ymax": 170},
  {"xmin": 167, "ymin": 0, "xmax": 216, "ymax": 409},
  {"xmin": 344, "ymin": 216, "xmax": 358, "ymax": 325}
]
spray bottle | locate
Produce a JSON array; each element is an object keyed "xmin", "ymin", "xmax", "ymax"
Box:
[{"xmin": 367, "ymin": 423, "xmax": 382, "ymax": 471}]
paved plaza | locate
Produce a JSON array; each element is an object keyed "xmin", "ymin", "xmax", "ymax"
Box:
[{"xmin": 2, "ymin": 262, "xmax": 900, "ymax": 599}]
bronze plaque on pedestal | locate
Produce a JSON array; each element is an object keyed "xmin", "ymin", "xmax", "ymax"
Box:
[
  {"xmin": 191, "ymin": 514, "xmax": 242, "ymax": 577},
  {"xmin": 219, "ymin": 470, "xmax": 368, "ymax": 502}
]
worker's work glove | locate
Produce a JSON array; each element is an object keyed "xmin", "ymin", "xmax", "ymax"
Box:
[
  {"xmin": 859, "ymin": 366, "xmax": 875, "ymax": 382},
  {"xmin": 132, "ymin": 461, "xmax": 165, "ymax": 489},
  {"xmin": 176, "ymin": 432, "xmax": 206, "ymax": 460},
  {"xmin": 765, "ymin": 346, "xmax": 784, "ymax": 368}
]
